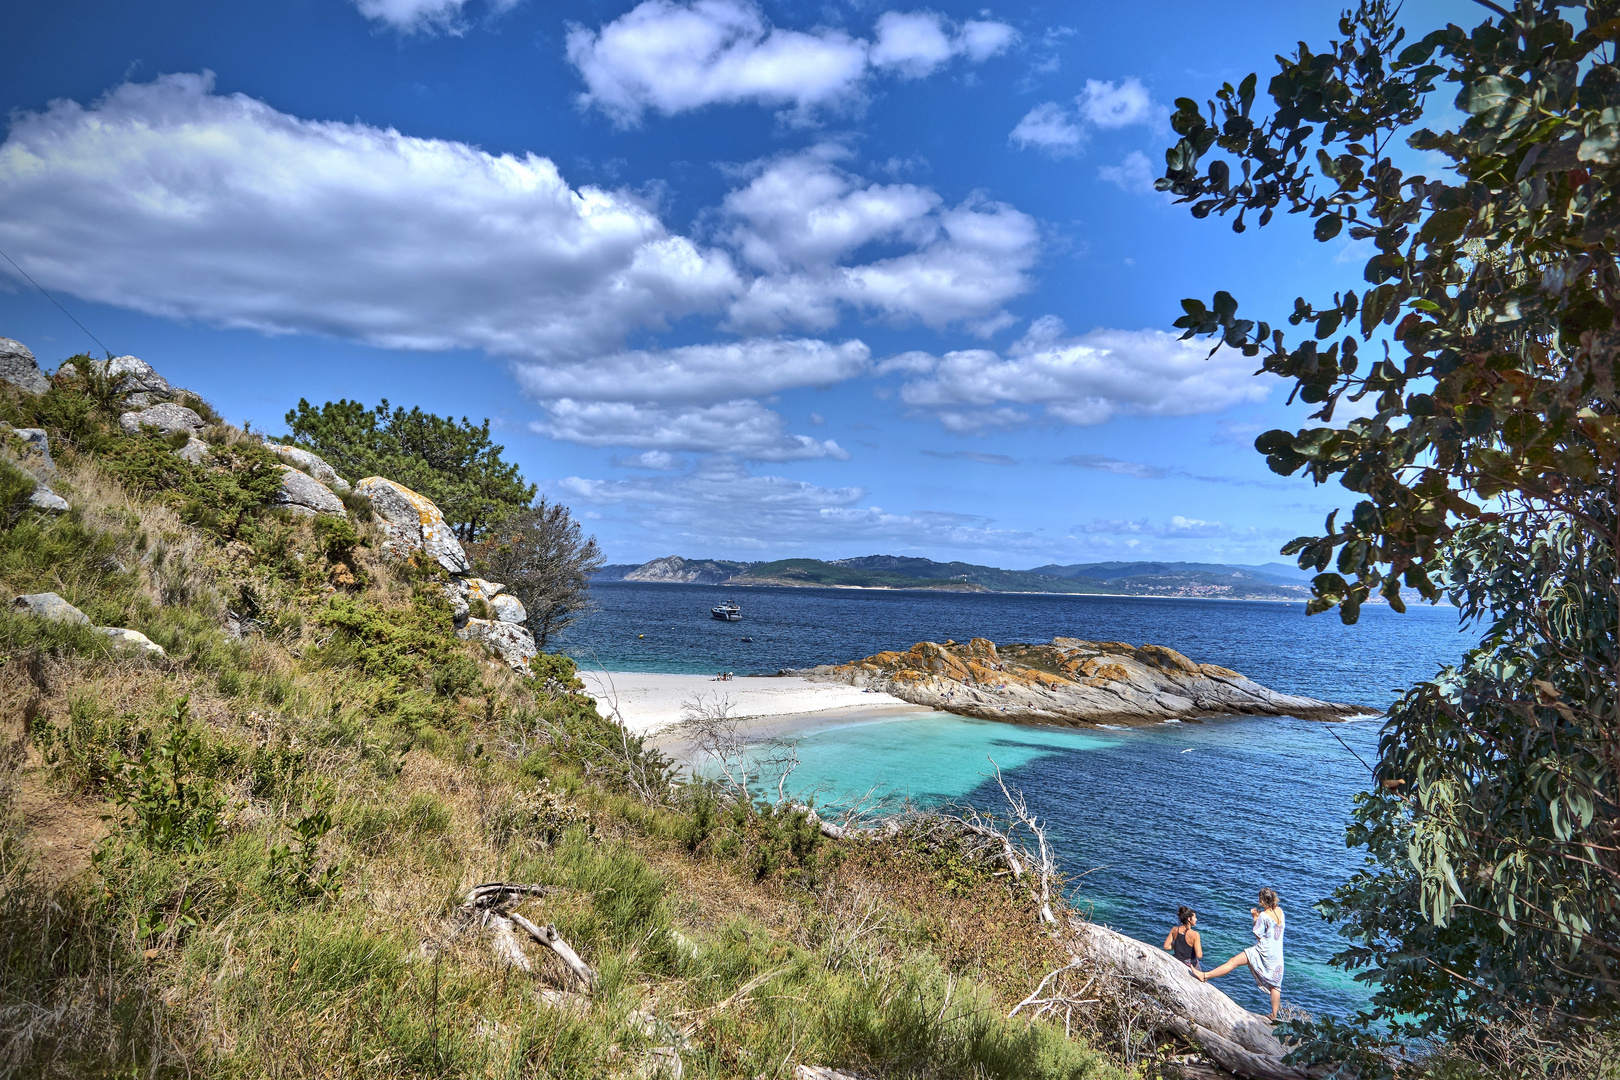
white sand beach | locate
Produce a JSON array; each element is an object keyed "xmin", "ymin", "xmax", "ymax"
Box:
[{"xmin": 579, "ymin": 670, "xmax": 914, "ymax": 737}]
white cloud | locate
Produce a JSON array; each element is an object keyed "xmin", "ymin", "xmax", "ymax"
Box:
[
  {"xmin": 0, "ymin": 73, "xmax": 740, "ymax": 362},
  {"xmin": 1010, "ymin": 76, "xmax": 1165, "ymax": 159},
  {"xmin": 614, "ymin": 450, "xmax": 684, "ymax": 470},
  {"xmin": 892, "ymin": 316, "xmax": 1269, "ymax": 431},
  {"xmin": 536, "ymin": 399, "xmax": 848, "ymax": 461},
  {"xmin": 1097, "ymin": 150, "xmax": 1156, "ymax": 193},
  {"xmin": 518, "ymin": 337, "xmax": 870, "ymax": 403},
  {"xmin": 1076, "ymin": 77, "xmax": 1161, "ymax": 128},
  {"xmin": 721, "ymin": 148, "xmax": 1037, "ymax": 332},
  {"xmin": 561, "ymin": 456, "xmax": 1045, "ymax": 553},
  {"xmin": 353, "ymin": 0, "xmax": 517, "ymax": 33},
  {"xmin": 1008, "ymin": 102, "xmax": 1084, "ymax": 155},
  {"xmin": 566, "ymin": 1, "xmax": 1016, "ymax": 124}
]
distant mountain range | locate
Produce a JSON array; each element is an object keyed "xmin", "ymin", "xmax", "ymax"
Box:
[{"xmin": 592, "ymin": 554, "xmax": 1315, "ymax": 600}]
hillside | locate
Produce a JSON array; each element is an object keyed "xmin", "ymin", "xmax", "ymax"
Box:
[
  {"xmin": 595, "ymin": 554, "xmax": 1313, "ymax": 600},
  {"xmin": 0, "ymin": 345, "xmax": 1164, "ymax": 1080}
]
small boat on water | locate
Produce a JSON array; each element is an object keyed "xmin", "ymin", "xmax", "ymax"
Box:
[{"xmin": 710, "ymin": 601, "xmax": 742, "ymax": 621}]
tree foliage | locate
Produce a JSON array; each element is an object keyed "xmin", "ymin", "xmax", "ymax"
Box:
[
  {"xmin": 1158, "ymin": 0, "xmax": 1620, "ymax": 1050},
  {"xmin": 281, "ymin": 398, "xmax": 535, "ymax": 541},
  {"xmin": 468, "ymin": 498, "xmax": 605, "ymax": 648}
]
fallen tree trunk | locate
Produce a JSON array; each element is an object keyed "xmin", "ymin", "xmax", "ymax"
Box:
[
  {"xmin": 509, "ymin": 911, "xmax": 598, "ymax": 991},
  {"xmin": 1071, "ymin": 921, "xmax": 1311, "ymax": 1080}
]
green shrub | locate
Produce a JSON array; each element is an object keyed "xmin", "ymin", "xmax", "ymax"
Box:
[
  {"xmin": 431, "ymin": 653, "xmax": 480, "ymax": 698},
  {"xmin": 30, "ymin": 694, "xmax": 144, "ymax": 794},
  {"xmin": 102, "ymin": 699, "xmax": 223, "ymax": 855}
]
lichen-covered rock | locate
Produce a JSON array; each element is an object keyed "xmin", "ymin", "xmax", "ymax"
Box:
[
  {"xmin": 265, "ymin": 443, "xmax": 351, "ymax": 494},
  {"xmin": 28, "ymin": 487, "xmax": 69, "ymax": 512},
  {"xmin": 490, "ymin": 594, "xmax": 528, "ymax": 624},
  {"xmin": 272, "ymin": 465, "xmax": 345, "ymax": 517},
  {"xmin": 799, "ymin": 638, "xmax": 1369, "ymax": 727},
  {"xmin": 100, "ymin": 356, "xmax": 172, "ymax": 399},
  {"xmin": 0, "ymin": 338, "xmax": 49, "ymax": 395},
  {"xmin": 458, "ymin": 617, "xmax": 537, "ymax": 671},
  {"xmin": 97, "ymin": 626, "xmax": 166, "ymax": 655},
  {"xmin": 13, "ymin": 592, "xmax": 89, "ymax": 625},
  {"xmin": 354, "ymin": 476, "xmax": 469, "ymax": 574},
  {"xmin": 119, "ymin": 402, "xmax": 204, "ymax": 437}
]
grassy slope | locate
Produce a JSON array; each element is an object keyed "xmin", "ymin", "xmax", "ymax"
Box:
[{"xmin": 0, "ymin": 371, "xmax": 1135, "ymax": 1080}]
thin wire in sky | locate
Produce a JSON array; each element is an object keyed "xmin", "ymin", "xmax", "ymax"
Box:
[{"xmin": 0, "ymin": 244, "xmax": 113, "ymax": 357}]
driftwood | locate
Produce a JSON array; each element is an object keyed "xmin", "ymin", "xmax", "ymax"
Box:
[
  {"xmin": 1071, "ymin": 921, "xmax": 1311, "ymax": 1080},
  {"xmin": 447, "ymin": 882, "xmax": 598, "ymax": 992}
]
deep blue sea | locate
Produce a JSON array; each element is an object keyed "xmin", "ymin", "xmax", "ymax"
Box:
[{"xmin": 562, "ymin": 581, "xmax": 1477, "ymax": 1019}]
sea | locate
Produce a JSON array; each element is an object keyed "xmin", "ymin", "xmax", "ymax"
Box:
[{"xmin": 561, "ymin": 580, "xmax": 1479, "ymax": 1020}]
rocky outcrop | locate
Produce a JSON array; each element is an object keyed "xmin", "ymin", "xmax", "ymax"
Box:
[
  {"xmin": 0, "ymin": 338, "xmax": 49, "ymax": 395},
  {"xmin": 266, "ymin": 443, "xmax": 351, "ymax": 494},
  {"xmin": 355, "ymin": 476, "xmax": 470, "ymax": 575},
  {"xmin": 13, "ymin": 593, "xmax": 90, "ymax": 625},
  {"xmin": 101, "ymin": 356, "xmax": 173, "ymax": 405},
  {"xmin": 799, "ymin": 637, "xmax": 1368, "ymax": 727},
  {"xmin": 350, "ymin": 479, "xmax": 538, "ymax": 668},
  {"xmin": 458, "ymin": 617, "xmax": 538, "ymax": 671},
  {"xmin": 272, "ymin": 465, "xmax": 345, "ymax": 517},
  {"xmin": 119, "ymin": 402, "xmax": 204, "ymax": 438}
]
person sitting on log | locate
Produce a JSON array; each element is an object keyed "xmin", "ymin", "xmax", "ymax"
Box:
[
  {"xmin": 1163, "ymin": 905, "xmax": 1202, "ymax": 971},
  {"xmin": 1192, "ymin": 887, "xmax": 1285, "ymax": 1022}
]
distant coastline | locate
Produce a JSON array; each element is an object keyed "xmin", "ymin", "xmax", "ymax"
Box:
[{"xmin": 593, "ymin": 553, "xmax": 1320, "ymax": 602}]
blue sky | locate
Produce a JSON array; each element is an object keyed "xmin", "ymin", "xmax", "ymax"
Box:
[{"xmin": 0, "ymin": 0, "xmax": 1475, "ymax": 566}]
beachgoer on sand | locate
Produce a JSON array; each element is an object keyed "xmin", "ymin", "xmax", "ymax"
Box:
[
  {"xmin": 1163, "ymin": 906, "xmax": 1202, "ymax": 970},
  {"xmin": 1192, "ymin": 888, "xmax": 1285, "ymax": 1021}
]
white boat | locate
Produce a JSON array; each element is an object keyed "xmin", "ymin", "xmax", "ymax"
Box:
[{"xmin": 710, "ymin": 602, "xmax": 742, "ymax": 621}]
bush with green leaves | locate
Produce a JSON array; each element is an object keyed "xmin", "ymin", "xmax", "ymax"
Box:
[
  {"xmin": 281, "ymin": 397, "xmax": 535, "ymax": 541},
  {"xmin": 1157, "ymin": 0, "xmax": 1620, "ymax": 1054}
]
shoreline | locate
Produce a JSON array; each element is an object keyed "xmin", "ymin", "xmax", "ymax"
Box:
[
  {"xmin": 594, "ymin": 579, "xmax": 1341, "ymax": 605},
  {"xmin": 577, "ymin": 669, "xmax": 918, "ymax": 739}
]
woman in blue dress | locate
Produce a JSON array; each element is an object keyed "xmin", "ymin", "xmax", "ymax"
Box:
[{"xmin": 1193, "ymin": 887, "xmax": 1285, "ymax": 1021}]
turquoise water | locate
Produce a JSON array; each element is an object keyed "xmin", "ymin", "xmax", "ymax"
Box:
[
  {"xmin": 563, "ymin": 582, "xmax": 1474, "ymax": 1019},
  {"xmin": 784, "ymin": 711, "xmax": 1379, "ymax": 1017}
]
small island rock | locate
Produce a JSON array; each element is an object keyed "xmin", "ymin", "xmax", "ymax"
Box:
[{"xmin": 800, "ymin": 637, "xmax": 1369, "ymax": 727}]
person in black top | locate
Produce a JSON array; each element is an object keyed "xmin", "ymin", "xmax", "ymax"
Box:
[{"xmin": 1163, "ymin": 905, "xmax": 1203, "ymax": 970}]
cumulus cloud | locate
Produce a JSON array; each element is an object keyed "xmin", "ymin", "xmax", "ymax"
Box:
[
  {"xmin": 891, "ymin": 316, "xmax": 1269, "ymax": 432},
  {"xmin": 517, "ymin": 337, "xmax": 870, "ymax": 404},
  {"xmin": 1008, "ymin": 102, "xmax": 1083, "ymax": 155},
  {"xmin": 536, "ymin": 399, "xmax": 848, "ymax": 461},
  {"xmin": 0, "ymin": 73, "xmax": 740, "ymax": 362},
  {"xmin": 613, "ymin": 450, "xmax": 684, "ymax": 470},
  {"xmin": 566, "ymin": 0, "xmax": 1016, "ymax": 124},
  {"xmin": 721, "ymin": 147, "xmax": 1037, "ymax": 331},
  {"xmin": 1076, "ymin": 77, "xmax": 1161, "ymax": 128},
  {"xmin": 1010, "ymin": 76, "xmax": 1165, "ymax": 158},
  {"xmin": 561, "ymin": 456, "xmax": 1046, "ymax": 553},
  {"xmin": 353, "ymin": 0, "xmax": 517, "ymax": 33}
]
